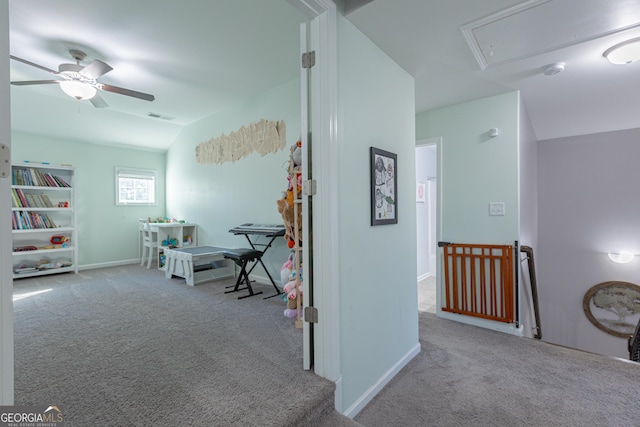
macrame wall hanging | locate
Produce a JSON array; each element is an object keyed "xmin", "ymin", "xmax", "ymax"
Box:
[{"xmin": 195, "ymin": 119, "xmax": 286, "ymax": 165}]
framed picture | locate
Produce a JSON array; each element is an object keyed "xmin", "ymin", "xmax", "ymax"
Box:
[
  {"xmin": 370, "ymin": 147, "xmax": 398, "ymax": 225},
  {"xmin": 583, "ymin": 281, "xmax": 640, "ymax": 338},
  {"xmin": 416, "ymin": 181, "xmax": 425, "ymax": 203}
]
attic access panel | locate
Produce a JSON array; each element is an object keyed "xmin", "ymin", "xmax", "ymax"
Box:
[{"xmin": 461, "ymin": 0, "xmax": 640, "ymax": 69}]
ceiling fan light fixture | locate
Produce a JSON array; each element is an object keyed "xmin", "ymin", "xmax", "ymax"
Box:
[
  {"xmin": 59, "ymin": 80, "xmax": 97, "ymax": 100},
  {"xmin": 603, "ymin": 37, "xmax": 640, "ymax": 65}
]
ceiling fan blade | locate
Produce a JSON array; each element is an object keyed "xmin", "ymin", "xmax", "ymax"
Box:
[
  {"xmin": 80, "ymin": 60, "xmax": 113, "ymax": 79},
  {"xmin": 11, "ymin": 80, "xmax": 60, "ymax": 86},
  {"xmin": 90, "ymin": 93, "xmax": 109, "ymax": 108},
  {"xmin": 98, "ymin": 84, "xmax": 155, "ymax": 102},
  {"xmin": 10, "ymin": 55, "xmax": 58, "ymax": 75}
]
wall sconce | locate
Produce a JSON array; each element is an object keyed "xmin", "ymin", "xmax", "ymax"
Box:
[{"xmin": 607, "ymin": 252, "xmax": 635, "ymax": 264}]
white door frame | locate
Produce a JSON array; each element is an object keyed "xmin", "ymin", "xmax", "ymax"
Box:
[
  {"xmin": 0, "ymin": 0, "xmax": 15, "ymax": 405},
  {"xmin": 416, "ymin": 137, "xmax": 442, "ymax": 315},
  {"xmin": 289, "ymin": 0, "xmax": 342, "ymax": 407},
  {"xmin": 300, "ymin": 22, "xmax": 311, "ymax": 371}
]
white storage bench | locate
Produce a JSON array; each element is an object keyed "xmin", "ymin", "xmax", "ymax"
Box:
[{"xmin": 164, "ymin": 246, "xmax": 234, "ymax": 286}]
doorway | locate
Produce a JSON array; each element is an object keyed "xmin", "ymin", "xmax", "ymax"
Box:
[{"xmin": 416, "ymin": 139, "xmax": 439, "ymax": 313}]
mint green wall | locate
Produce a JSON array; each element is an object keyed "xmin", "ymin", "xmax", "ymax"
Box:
[
  {"xmin": 11, "ymin": 133, "xmax": 166, "ymax": 266},
  {"xmin": 416, "ymin": 92, "xmax": 520, "ymax": 245},
  {"xmin": 165, "ymin": 79, "xmax": 300, "ymax": 280},
  {"xmin": 337, "ymin": 16, "xmax": 418, "ymax": 413}
]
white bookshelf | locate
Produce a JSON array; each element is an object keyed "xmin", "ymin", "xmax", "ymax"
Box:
[{"xmin": 11, "ymin": 162, "xmax": 78, "ymax": 279}]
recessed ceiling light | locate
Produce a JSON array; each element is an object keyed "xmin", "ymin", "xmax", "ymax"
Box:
[{"xmin": 603, "ymin": 37, "xmax": 640, "ymax": 65}]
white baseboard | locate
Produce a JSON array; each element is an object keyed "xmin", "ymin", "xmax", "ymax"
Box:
[
  {"xmin": 334, "ymin": 376, "xmax": 343, "ymax": 413},
  {"xmin": 418, "ymin": 272, "xmax": 435, "ymax": 282},
  {"xmin": 249, "ymin": 273, "xmax": 282, "ymax": 287},
  {"xmin": 438, "ymin": 311, "xmax": 524, "ymax": 336},
  {"xmin": 78, "ymin": 261, "xmax": 284, "ymax": 291},
  {"xmin": 342, "ymin": 342, "xmax": 422, "ymax": 419},
  {"xmin": 78, "ymin": 259, "xmax": 140, "ymax": 271},
  {"xmin": 417, "ymin": 272, "xmax": 432, "ymax": 282}
]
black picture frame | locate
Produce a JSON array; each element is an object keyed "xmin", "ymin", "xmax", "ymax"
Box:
[{"xmin": 370, "ymin": 147, "xmax": 398, "ymax": 225}]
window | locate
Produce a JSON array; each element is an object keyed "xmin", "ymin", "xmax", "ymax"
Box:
[{"xmin": 115, "ymin": 167, "xmax": 156, "ymax": 205}]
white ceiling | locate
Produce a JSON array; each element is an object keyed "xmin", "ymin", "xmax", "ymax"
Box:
[
  {"xmin": 9, "ymin": 0, "xmax": 307, "ymax": 150},
  {"xmin": 9, "ymin": 0, "xmax": 640, "ymax": 151},
  {"xmin": 347, "ymin": 0, "xmax": 640, "ymax": 141}
]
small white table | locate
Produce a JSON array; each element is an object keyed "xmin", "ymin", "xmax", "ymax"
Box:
[
  {"xmin": 164, "ymin": 246, "xmax": 234, "ymax": 286},
  {"xmin": 139, "ymin": 222, "xmax": 198, "ymax": 269}
]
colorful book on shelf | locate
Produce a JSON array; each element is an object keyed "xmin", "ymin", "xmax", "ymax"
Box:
[
  {"xmin": 11, "ymin": 189, "xmax": 20, "ymax": 207},
  {"xmin": 41, "ymin": 194, "xmax": 54, "ymax": 207},
  {"xmin": 14, "ymin": 189, "xmax": 28, "ymax": 207},
  {"xmin": 12, "ymin": 167, "xmax": 71, "ymax": 187},
  {"xmin": 12, "ymin": 211, "xmax": 57, "ymax": 230},
  {"xmin": 30, "ymin": 168, "xmax": 41, "ymax": 186},
  {"xmin": 35, "ymin": 194, "xmax": 46, "ymax": 207},
  {"xmin": 34, "ymin": 169, "xmax": 48, "ymax": 186},
  {"xmin": 42, "ymin": 194, "xmax": 53, "ymax": 208},
  {"xmin": 15, "ymin": 211, "xmax": 27, "ymax": 229},
  {"xmin": 21, "ymin": 169, "xmax": 32, "ymax": 185},
  {"xmin": 11, "ymin": 189, "xmax": 51, "ymax": 208},
  {"xmin": 52, "ymin": 174, "xmax": 70, "ymax": 187},
  {"xmin": 25, "ymin": 194, "xmax": 37, "ymax": 207},
  {"xmin": 12, "ymin": 169, "xmax": 24, "ymax": 185},
  {"xmin": 42, "ymin": 173, "xmax": 57, "ymax": 187}
]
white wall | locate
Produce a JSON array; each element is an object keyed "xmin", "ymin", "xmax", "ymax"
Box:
[
  {"xmin": 336, "ymin": 15, "xmax": 419, "ymax": 415},
  {"xmin": 11, "ymin": 134, "xmax": 166, "ymax": 268},
  {"xmin": 1, "ymin": 0, "xmax": 14, "ymax": 404},
  {"xmin": 538, "ymin": 128, "xmax": 640, "ymax": 358},
  {"xmin": 518, "ymin": 98, "xmax": 538, "ymax": 251},
  {"xmin": 518, "ymin": 97, "xmax": 539, "ymax": 339},
  {"xmin": 165, "ymin": 79, "xmax": 300, "ymax": 282}
]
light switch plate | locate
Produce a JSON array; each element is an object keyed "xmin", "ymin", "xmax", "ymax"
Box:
[{"xmin": 489, "ymin": 202, "xmax": 505, "ymax": 216}]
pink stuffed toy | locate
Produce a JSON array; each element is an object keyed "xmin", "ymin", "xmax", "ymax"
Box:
[{"xmin": 283, "ymin": 281, "xmax": 298, "ymax": 300}]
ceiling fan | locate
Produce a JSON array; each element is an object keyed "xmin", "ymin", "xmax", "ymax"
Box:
[{"xmin": 10, "ymin": 49, "xmax": 155, "ymax": 108}]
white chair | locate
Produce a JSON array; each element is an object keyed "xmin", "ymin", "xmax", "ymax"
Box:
[{"xmin": 140, "ymin": 221, "xmax": 159, "ymax": 269}]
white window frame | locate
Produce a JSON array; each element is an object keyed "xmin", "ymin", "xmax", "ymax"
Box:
[{"xmin": 115, "ymin": 167, "xmax": 157, "ymax": 206}]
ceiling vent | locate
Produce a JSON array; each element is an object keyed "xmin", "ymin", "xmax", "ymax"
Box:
[{"xmin": 147, "ymin": 113, "xmax": 175, "ymax": 121}]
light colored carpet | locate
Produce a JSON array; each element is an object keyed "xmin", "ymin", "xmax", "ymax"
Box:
[
  {"xmin": 417, "ymin": 276, "xmax": 436, "ymax": 313},
  {"xmin": 18, "ymin": 268, "xmax": 637, "ymax": 426},
  {"xmin": 13, "ymin": 265, "xmax": 336, "ymax": 426},
  {"xmin": 355, "ymin": 311, "xmax": 640, "ymax": 426}
]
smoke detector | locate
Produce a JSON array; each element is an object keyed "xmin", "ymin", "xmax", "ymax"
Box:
[{"xmin": 543, "ymin": 62, "xmax": 565, "ymax": 76}]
